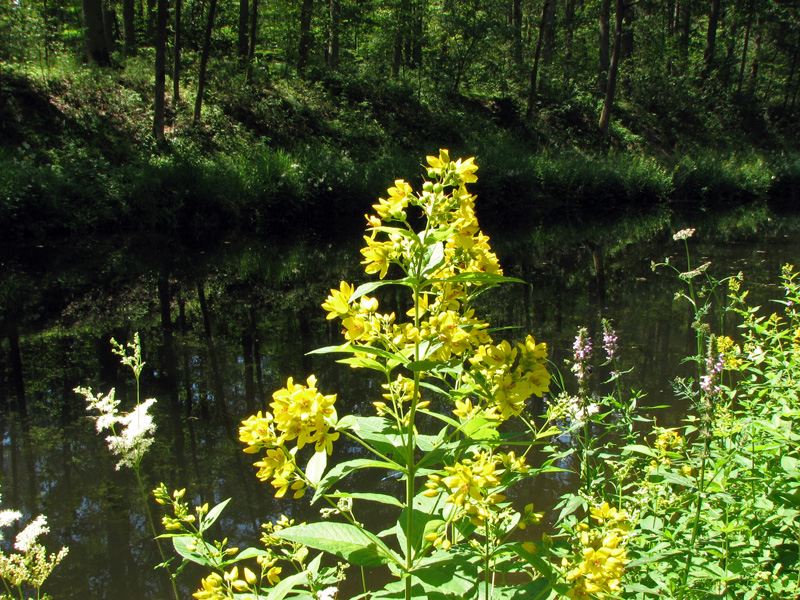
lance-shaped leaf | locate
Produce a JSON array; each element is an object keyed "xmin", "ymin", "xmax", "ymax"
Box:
[
  {"xmin": 312, "ymin": 457, "xmax": 403, "ymax": 504},
  {"xmin": 275, "ymin": 522, "xmax": 402, "ymax": 568}
]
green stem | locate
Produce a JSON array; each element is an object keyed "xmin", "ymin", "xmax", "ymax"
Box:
[
  {"xmin": 135, "ymin": 469, "xmax": 180, "ymax": 600},
  {"xmin": 681, "ymin": 432, "xmax": 709, "ymax": 593}
]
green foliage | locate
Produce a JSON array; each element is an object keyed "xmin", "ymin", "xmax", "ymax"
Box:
[{"xmin": 539, "ymin": 227, "xmax": 800, "ymax": 599}]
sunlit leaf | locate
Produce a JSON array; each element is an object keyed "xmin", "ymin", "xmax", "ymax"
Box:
[{"xmin": 275, "ymin": 522, "xmax": 401, "ymax": 567}]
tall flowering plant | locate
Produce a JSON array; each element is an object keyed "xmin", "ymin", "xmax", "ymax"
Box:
[{"xmin": 194, "ymin": 150, "xmax": 556, "ymax": 600}]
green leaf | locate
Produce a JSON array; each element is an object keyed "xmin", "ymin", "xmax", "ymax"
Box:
[
  {"xmin": 201, "ymin": 497, "xmax": 231, "ymax": 533},
  {"xmin": 421, "ymin": 241, "xmax": 446, "ymax": 277},
  {"xmin": 557, "ymin": 494, "xmax": 587, "ymax": 523},
  {"xmin": 305, "ymin": 450, "xmax": 327, "ymax": 487},
  {"xmin": 309, "ymin": 343, "xmax": 409, "ymax": 365},
  {"xmin": 512, "ymin": 543, "xmax": 554, "ymax": 577},
  {"xmin": 312, "ymin": 457, "xmax": 402, "ymax": 504},
  {"xmin": 336, "ymin": 356, "xmax": 386, "ymax": 371},
  {"xmin": 172, "ymin": 536, "xmax": 218, "ymax": 568},
  {"xmin": 353, "ymin": 416, "xmax": 409, "ymax": 460},
  {"xmin": 327, "ymin": 491, "xmax": 405, "ymax": 508},
  {"xmin": 261, "ymin": 570, "xmax": 315, "ymax": 600},
  {"xmin": 418, "ymin": 408, "xmax": 460, "ymax": 429},
  {"xmin": 396, "ymin": 492, "xmax": 443, "ymax": 559},
  {"xmin": 335, "ymin": 414, "xmax": 358, "ymax": 430},
  {"xmin": 275, "ymin": 522, "xmax": 401, "ymax": 568},
  {"xmin": 413, "ymin": 553, "xmax": 479, "ymax": 596},
  {"xmin": 463, "ymin": 416, "xmax": 499, "ymax": 440},
  {"xmin": 231, "ymin": 546, "xmax": 270, "ymax": 561},
  {"xmin": 622, "ymin": 444, "xmax": 657, "ymax": 458},
  {"xmin": 493, "ymin": 578, "xmax": 553, "ymax": 600},
  {"xmin": 431, "ymin": 272, "xmax": 524, "ymax": 285}
]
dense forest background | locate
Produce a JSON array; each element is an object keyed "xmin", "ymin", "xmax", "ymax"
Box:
[{"xmin": 1, "ymin": 0, "xmax": 799, "ymax": 242}]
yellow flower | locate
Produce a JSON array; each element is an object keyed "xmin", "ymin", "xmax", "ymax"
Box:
[
  {"xmin": 239, "ymin": 411, "xmax": 277, "ymax": 453},
  {"xmin": 360, "ymin": 236, "xmax": 394, "ymax": 279},
  {"xmin": 266, "ymin": 565, "xmax": 282, "ymax": 586},
  {"xmin": 372, "ymin": 179, "xmax": 412, "ymax": 220},
  {"xmin": 193, "ymin": 573, "xmax": 226, "ymax": 600},
  {"xmin": 453, "ymin": 397, "xmax": 478, "ymax": 420},
  {"xmin": 253, "ymin": 448, "xmax": 289, "ymax": 482},
  {"xmin": 342, "ymin": 315, "xmax": 375, "ymax": 342},
  {"xmin": 321, "ymin": 281, "xmax": 355, "ymax": 320}
]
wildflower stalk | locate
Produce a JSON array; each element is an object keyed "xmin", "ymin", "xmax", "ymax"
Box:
[{"xmin": 77, "ymin": 334, "xmax": 180, "ymax": 600}]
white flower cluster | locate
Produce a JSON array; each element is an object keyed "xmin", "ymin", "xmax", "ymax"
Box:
[
  {"xmin": 76, "ymin": 386, "xmax": 157, "ymax": 470},
  {"xmin": 0, "ymin": 492, "xmax": 69, "ymax": 592}
]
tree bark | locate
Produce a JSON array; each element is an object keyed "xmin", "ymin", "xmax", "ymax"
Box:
[
  {"xmin": 599, "ymin": 0, "xmax": 611, "ymax": 93},
  {"xmin": 677, "ymin": 1, "xmax": 690, "ymax": 73},
  {"xmin": 102, "ymin": 6, "xmax": 117, "ymax": 55},
  {"xmin": 80, "ymin": 0, "xmax": 111, "ymax": 66},
  {"xmin": 599, "ymin": 0, "xmax": 624, "ymax": 139},
  {"xmin": 238, "ymin": 0, "xmax": 250, "ymax": 57},
  {"xmin": 6, "ymin": 322, "xmax": 28, "ymax": 423},
  {"xmin": 298, "ymin": 0, "xmax": 314, "ymax": 74},
  {"xmin": 563, "ymin": 0, "xmax": 576, "ymax": 81},
  {"xmin": 173, "ymin": 0, "xmax": 182, "ymax": 105},
  {"xmin": 246, "ymin": 0, "xmax": 260, "ymax": 83},
  {"xmin": 526, "ymin": 0, "xmax": 551, "ymax": 119},
  {"xmin": 122, "ymin": 0, "xmax": 137, "ymax": 55},
  {"xmin": 153, "ymin": 0, "xmax": 168, "ymax": 140},
  {"xmin": 749, "ymin": 15, "xmax": 763, "ymax": 95},
  {"xmin": 541, "ymin": 0, "xmax": 556, "ymax": 66},
  {"xmin": 194, "ymin": 0, "xmax": 219, "ymax": 123},
  {"xmin": 738, "ymin": 15, "xmax": 752, "ymax": 94},
  {"xmin": 783, "ymin": 35, "xmax": 799, "ymax": 110},
  {"xmin": 512, "ymin": 0, "xmax": 523, "ymax": 66},
  {"xmin": 703, "ymin": 0, "xmax": 722, "ymax": 76},
  {"xmin": 326, "ymin": 0, "xmax": 340, "ymax": 70}
]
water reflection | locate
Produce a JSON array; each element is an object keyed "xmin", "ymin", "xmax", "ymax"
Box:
[{"xmin": 1, "ymin": 218, "xmax": 799, "ymax": 599}]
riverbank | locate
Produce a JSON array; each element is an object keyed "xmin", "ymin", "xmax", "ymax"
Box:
[{"xmin": 1, "ymin": 60, "xmax": 799, "ymax": 244}]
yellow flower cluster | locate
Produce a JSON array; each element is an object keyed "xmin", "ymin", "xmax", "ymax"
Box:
[
  {"xmin": 239, "ymin": 375, "xmax": 339, "ymax": 499},
  {"xmin": 319, "ymin": 150, "xmax": 550, "ymax": 422},
  {"xmin": 465, "ymin": 335, "xmax": 550, "ymax": 420},
  {"xmin": 422, "ymin": 450, "xmax": 529, "ymax": 530},
  {"xmin": 716, "ymin": 335, "xmax": 743, "ymax": 369},
  {"xmin": 564, "ymin": 503, "xmax": 631, "ymax": 599}
]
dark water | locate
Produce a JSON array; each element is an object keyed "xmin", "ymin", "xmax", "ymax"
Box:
[{"xmin": 1, "ymin": 216, "xmax": 799, "ymax": 599}]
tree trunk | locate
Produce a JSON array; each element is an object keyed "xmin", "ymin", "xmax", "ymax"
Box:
[
  {"xmin": 677, "ymin": 1, "xmax": 690, "ymax": 73},
  {"xmin": 246, "ymin": 0, "xmax": 260, "ymax": 83},
  {"xmin": 749, "ymin": 15, "xmax": 763, "ymax": 95},
  {"xmin": 512, "ymin": 0, "xmax": 523, "ymax": 66},
  {"xmin": 599, "ymin": 0, "xmax": 624, "ymax": 139},
  {"xmin": 238, "ymin": 0, "xmax": 250, "ymax": 57},
  {"xmin": 563, "ymin": 0, "xmax": 576, "ymax": 81},
  {"xmin": 598, "ymin": 0, "xmax": 611, "ymax": 93},
  {"xmin": 146, "ymin": 0, "xmax": 156, "ymax": 43},
  {"xmin": 158, "ymin": 276, "xmax": 187, "ymax": 479},
  {"xmin": 783, "ymin": 36, "xmax": 799, "ymax": 110},
  {"xmin": 391, "ymin": 0, "xmax": 410, "ymax": 78},
  {"xmin": 122, "ymin": 0, "xmax": 137, "ymax": 55},
  {"xmin": 298, "ymin": 0, "xmax": 314, "ymax": 74},
  {"xmin": 703, "ymin": 0, "xmax": 722, "ymax": 76},
  {"xmin": 737, "ymin": 15, "xmax": 752, "ymax": 94},
  {"xmin": 6, "ymin": 322, "xmax": 28, "ymax": 423},
  {"xmin": 326, "ymin": 0, "xmax": 340, "ymax": 70},
  {"xmin": 102, "ymin": 7, "xmax": 117, "ymax": 55},
  {"xmin": 173, "ymin": 0, "xmax": 182, "ymax": 105},
  {"xmin": 153, "ymin": 0, "xmax": 168, "ymax": 140},
  {"xmin": 80, "ymin": 0, "xmax": 111, "ymax": 66},
  {"xmin": 526, "ymin": 0, "xmax": 551, "ymax": 119},
  {"xmin": 541, "ymin": 0, "xmax": 556, "ymax": 66},
  {"xmin": 194, "ymin": 0, "xmax": 219, "ymax": 123}
]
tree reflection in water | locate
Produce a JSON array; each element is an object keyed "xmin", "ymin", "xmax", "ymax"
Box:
[{"xmin": 1, "ymin": 218, "xmax": 798, "ymax": 599}]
